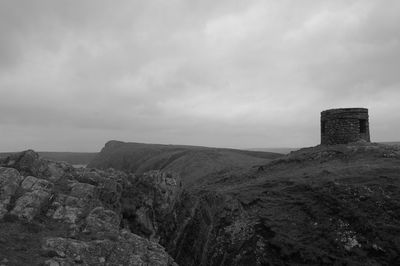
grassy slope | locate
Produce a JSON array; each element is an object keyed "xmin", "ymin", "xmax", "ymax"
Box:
[
  {"xmin": 88, "ymin": 140, "xmax": 283, "ymax": 186},
  {"xmin": 191, "ymin": 143, "xmax": 400, "ymax": 265}
]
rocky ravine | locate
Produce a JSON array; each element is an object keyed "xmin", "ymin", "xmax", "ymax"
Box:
[{"xmin": 1, "ymin": 142, "xmax": 400, "ymax": 266}]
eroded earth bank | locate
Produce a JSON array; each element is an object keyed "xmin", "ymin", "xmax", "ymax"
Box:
[{"xmin": 1, "ymin": 142, "xmax": 400, "ymax": 265}]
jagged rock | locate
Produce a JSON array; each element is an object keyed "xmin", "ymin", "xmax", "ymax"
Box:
[
  {"xmin": 84, "ymin": 206, "xmax": 120, "ymax": 239},
  {"xmin": 48, "ymin": 182, "xmax": 98, "ymax": 225},
  {"xmin": 0, "ymin": 150, "xmax": 75, "ymax": 181},
  {"xmin": 10, "ymin": 189, "xmax": 51, "ymax": 221},
  {"xmin": 41, "ymin": 230, "xmax": 177, "ymax": 266},
  {"xmin": 21, "ymin": 175, "xmax": 53, "ymax": 192},
  {"xmin": 48, "ymin": 194, "xmax": 82, "ymax": 224},
  {"xmin": 74, "ymin": 169, "xmax": 103, "ymax": 185},
  {"xmin": 69, "ymin": 181, "xmax": 96, "ymax": 200},
  {"xmin": 122, "ymin": 170, "xmax": 181, "ymax": 241},
  {"xmin": 10, "ymin": 176, "xmax": 53, "ymax": 221},
  {"xmin": 1, "ymin": 150, "xmax": 40, "ymax": 175},
  {"xmin": 0, "ymin": 167, "xmax": 23, "ymax": 219},
  {"xmin": 97, "ymin": 176, "xmax": 123, "ymax": 213},
  {"xmin": 139, "ymin": 171, "xmax": 181, "ymax": 212},
  {"xmin": 1, "ymin": 150, "xmax": 181, "ymax": 265}
]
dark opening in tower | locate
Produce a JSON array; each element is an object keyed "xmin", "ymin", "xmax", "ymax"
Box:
[{"xmin": 359, "ymin": 119, "xmax": 367, "ymax": 133}]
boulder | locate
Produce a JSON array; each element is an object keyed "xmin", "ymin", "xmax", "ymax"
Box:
[
  {"xmin": 21, "ymin": 175, "xmax": 53, "ymax": 192},
  {"xmin": 0, "ymin": 167, "xmax": 23, "ymax": 219},
  {"xmin": 1, "ymin": 150, "xmax": 40, "ymax": 176},
  {"xmin": 84, "ymin": 206, "xmax": 120, "ymax": 239},
  {"xmin": 50, "ymin": 200, "xmax": 81, "ymax": 225},
  {"xmin": 69, "ymin": 181, "xmax": 96, "ymax": 200},
  {"xmin": 48, "ymin": 182, "xmax": 98, "ymax": 225},
  {"xmin": 0, "ymin": 150, "xmax": 75, "ymax": 182},
  {"xmin": 10, "ymin": 176, "xmax": 53, "ymax": 221}
]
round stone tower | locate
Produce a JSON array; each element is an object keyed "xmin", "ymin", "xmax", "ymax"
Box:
[{"xmin": 321, "ymin": 108, "xmax": 370, "ymax": 145}]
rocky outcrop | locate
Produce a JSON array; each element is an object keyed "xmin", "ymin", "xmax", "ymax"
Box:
[
  {"xmin": 0, "ymin": 167, "xmax": 23, "ymax": 219},
  {"xmin": 46, "ymin": 181, "xmax": 98, "ymax": 226},
  {"xmin": 1, "ymin": 149, "xmax": 75, "ymax": 181},
  {"xmin": 42, "ymin": 230, "xmax": 177, "ymax": 266},
  {"xmin": 84, "ymin": 206, "xmax": 120, "ymax": 239},
  {"xmin": 0, "ymin": 151, "xmax": 177, "ymax": 266},
  {"xmin": 10, "ymin": 175, "xmax": 53, "ymax": 221}
]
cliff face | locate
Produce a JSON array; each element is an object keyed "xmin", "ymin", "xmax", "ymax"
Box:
[
  {"xmin": 1, "ymin": 142, "xmax": 400, "ymax": 265},
  {"xmin": 88, "ymin": 140, "xmax": 282, "ymax": 187}
]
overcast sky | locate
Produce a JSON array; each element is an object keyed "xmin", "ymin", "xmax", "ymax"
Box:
[{"xmin": 1, "ymin": 0, "xmax": 399, "ymax": 152}]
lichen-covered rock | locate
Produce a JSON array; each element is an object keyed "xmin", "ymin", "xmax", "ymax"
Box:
[
  {"xmin": 21, "ymin": 175, "xmax": 53, "ymax": 192},
  {"xmin": 1, "ymin": 150, "xmax": 40, "ymax": 176},
  {"xmin": 41, "ymin": 230, "xmax": 177, "ymax": 266},
  {"xmin": 0, "ymin": 150, "xmax": 75, "ymax": 181},
  {"xmin": 48, "ymin": 182, "xmax": 98, "ymax": 225},
  {"xmin": 84, "ymin": 206, "xmax": 120, "ymax": 239},
  {"xmin": 69, "ymin": 181, "xmax": 96, "ymax": 201},
  {"xmin": 48, "ymin": 194, "xmax": 82, "ymax": 224},
  {"xmin": 10, "ymin": 176, "xmax": 53, "ymax": 221},
  {"xmin": 1, "ymin": 150, "xmax": 181, "ymax": 265},
  {"xmin": 74, "ymin": 169, "xmax": 103, "ymax": 185},
  {"xmin": 98, "ymin": 176, "xmax": 123, "ymax": 213},
  {"xmin": 0, "ymin": 167, "xmax": 23, "ymax": 219}
]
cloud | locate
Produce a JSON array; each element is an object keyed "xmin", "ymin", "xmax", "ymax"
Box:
[{"xmin": 0, "ymin": 0, "xmax": 399, "ymax": 151}]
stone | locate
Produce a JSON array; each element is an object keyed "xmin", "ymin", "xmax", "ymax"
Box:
[
  {"xmin": 49, "ymin": 194, "xmax": 87, "ymax": 225},
  {"xmin": 51, "ymin": 204, "xmax": 81, "ymax": 224},
  {"xmin": 42, "ymin": 233, "xmax": 177, "ymax": 266},
  {"xmin": 10, "ymin": 189, "xmax": 51, "ymax": 221},
  {"xmin": 1, "ymin": 150, "xmax": 39, "ymax": 175},
  {"xmin": 85, "ymin": 206, "xmax": 120, "ymax": 237},
  {"xmin": 46, "ymin": 162, "xmax": 66, "ymax": 181},
  {"xmin": 74, "ymin": 169, "xmax": 103, "ymax": 185},
  {"xmin": 0, "ymin": 150, "xmax": 75, "ymax": 182},
  {"xmin": 98, "ymin": 177, "xmax": 123, "ymax": 212},
  {"xmin": 21, "ymin": 176, "xmax": 53, "ymax": 192},
  {"xmin": 69, "ymin": 182, "xmax": 96, "ymax": 201},
  {"xmin": 10, "ymin": 174, "xmax": 54, "ymax": 221},
  {"xmin": 48, "ymin": 181, "xmax": 100, "ymax": 226},
  {"xmin": 44, "ymin": 259, "xmax": 61, "ymax": 266},
  {"xmin": 74, "ymin": 255, "xmax": 83, "ymax": 263},
  {"xmin": 0, "ymin": 167, "xmax": 23, "ymax": 219}
]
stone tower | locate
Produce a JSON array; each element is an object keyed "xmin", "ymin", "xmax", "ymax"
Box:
[{"xmin": 321, "ymin": 108, "xmax": 370, "ymax": 145}]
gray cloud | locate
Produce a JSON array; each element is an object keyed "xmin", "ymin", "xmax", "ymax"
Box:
[{"xmin": 0, "ymin": 0, "xmax": 399, "ymax": 151}]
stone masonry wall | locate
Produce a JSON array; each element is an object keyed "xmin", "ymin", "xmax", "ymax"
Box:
[{"xmin": 321, "ymin": 108, "xmax": 370, "ymax": 145}]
